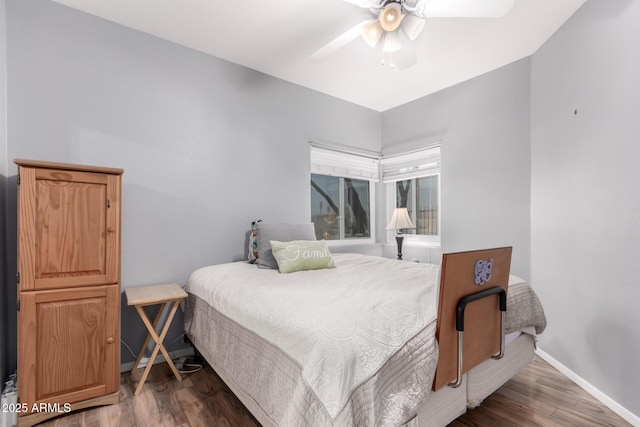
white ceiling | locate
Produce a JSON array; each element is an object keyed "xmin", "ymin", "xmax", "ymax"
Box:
[{"xmin": 52, "ymin": 0, "xmax": 587, "ymax": 112}]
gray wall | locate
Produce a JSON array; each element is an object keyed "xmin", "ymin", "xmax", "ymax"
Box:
[
  {"xmin": 531, "ymin": 0, "xmax": 640, "ymax": 417},
  {"xmin": 381, "ymin": 59, "xmax": 532, "ymax": 279},
  {"xmin": 3, "ymin": 0, "xmax": 381, "ymax": 370},
  {"xmin": 0, "ymin": 0, "xmax": 7, "ymax": 385}
]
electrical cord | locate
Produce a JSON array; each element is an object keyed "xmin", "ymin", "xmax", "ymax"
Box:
[
  {"xmin": 121, "ymin": 339, "xmax": 138, "ymax": 359},
  {"xmin": 170, "ymin": 334, "xmax": 203, "ymax": 374},
  {"xmin": 178, "ymin": 365, "xmax": 202, "ymax": 374},
  {"xmin": 122, "ymin": 333, "xmax": 203, "ymax": 375},
  {"xmin": 175, "ymin": 357, "xmax": 203, "ymax": 374}
]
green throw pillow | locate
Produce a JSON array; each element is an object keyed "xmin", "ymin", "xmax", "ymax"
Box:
[{"xmin": 270, "ymin": 240, "xmax": 336, "ymax": 274}]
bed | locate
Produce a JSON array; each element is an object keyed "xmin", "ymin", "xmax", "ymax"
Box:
[{"xmin": 183, "ymin": 231, "xmax": 546, "ymax": 426}]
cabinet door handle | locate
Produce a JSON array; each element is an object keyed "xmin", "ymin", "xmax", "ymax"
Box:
[{"xmin": 107, "ymin": 337, "xmax": 114, "ymax": 344}]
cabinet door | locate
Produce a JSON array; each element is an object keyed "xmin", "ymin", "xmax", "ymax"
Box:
[
  {"xmin": 18, "ymin": 285, "xmax": 120, "ymax": 411},
  {"xmin": 18, "ymin": 167, "xmax": 121, "ymax": 290}
]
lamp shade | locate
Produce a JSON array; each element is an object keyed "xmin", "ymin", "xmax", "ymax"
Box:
[{"xmin": 386, "ymin": 207, "xmax": 416, "ymax": 230}]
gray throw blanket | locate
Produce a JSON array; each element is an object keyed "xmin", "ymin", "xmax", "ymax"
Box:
[{"xmin": 505, "ymin": 281, "xmax": 547, "ymax": 334}]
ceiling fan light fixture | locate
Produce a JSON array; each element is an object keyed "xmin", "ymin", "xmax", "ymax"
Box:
[
  {"xmin": 361, "ymin": 20, "xmax": 383, "ymax": 47},
  {"xmin": 401, "ymin": 14, "xmax": 425, "ymax": 40},
  {"xmin": 381, "ymin": 52, "xmax": 397, "ymax": 69},
  {"xmin": 382, "ymin": 29, "xmax": 402, "ymax": 53},
  {"xmin": 379, "ymin": 2, "xmax": 403, "ymax": 32}
]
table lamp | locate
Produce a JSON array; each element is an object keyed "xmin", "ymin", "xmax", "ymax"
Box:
[{"xmin": 386, "ymin": 207, "xmax": 416, "ymax": 260}]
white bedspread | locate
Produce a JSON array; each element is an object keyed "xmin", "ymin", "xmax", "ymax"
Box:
[{"xmin": 185, "ymin": 253, "xmax": 440, "ymax": 421}]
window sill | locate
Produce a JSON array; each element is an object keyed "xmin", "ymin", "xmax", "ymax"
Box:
[
  {"xmin": 386, "ymin": 240, "xmax": 441, "ymax": 249},
  {"xmin": 324, "ymin": 238, "xmax": 376, "ymax": 247}
]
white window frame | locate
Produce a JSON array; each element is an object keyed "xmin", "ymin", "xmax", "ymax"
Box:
[
  {"xmin": 310, "ymin": 143, "xmax": 377, "ymax": 246},
  {"xmin": 309, "ymin": 142, "xmax": 440, "ymax": 247},
  {"xmin": 311, "ymin": 175, "xmax": 376, "ymax": 246},
  {"xmin": 382, "ymin": 145, "xmax": 441, "ymax": 247},
  {"xmin": 385, "ymin": 174, "xmax": 441, "ymax": 247}
]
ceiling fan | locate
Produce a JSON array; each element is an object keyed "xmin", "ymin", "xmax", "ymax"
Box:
[{"xmin": 311, "ymin": 0, "xmax": 515, "ymax": 69}]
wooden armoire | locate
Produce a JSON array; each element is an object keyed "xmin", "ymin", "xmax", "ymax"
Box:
[{"xmin": 14, "ymin": 159, "xmax": 123, "ymax": 426}]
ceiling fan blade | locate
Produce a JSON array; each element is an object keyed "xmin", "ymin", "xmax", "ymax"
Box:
[
  {"xmin": 341, "ymin": 0, "xmax": 378, "ymax": 8},
  {"xmin": 311, "ymin": 20, "xmax": 372, "ymax": 60},
  {"xmin": 410, "ymin": 0, "xmax": 515, "ymax": 18}
]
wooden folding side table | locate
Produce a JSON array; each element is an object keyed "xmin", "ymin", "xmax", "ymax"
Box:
[{"xmin": 125, "ymin": 282, "xmax": 188, "ymax": 396}]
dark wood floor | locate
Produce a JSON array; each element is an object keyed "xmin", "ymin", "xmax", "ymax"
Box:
[
  {"xmin": 39, "ymin": 356, "xmax": 630, "ymax": 427},
  {"xmin": 448, "ymin": 357, "xmax": 629, "ymax": 427}
]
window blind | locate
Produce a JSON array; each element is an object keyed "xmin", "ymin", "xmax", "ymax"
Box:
[
  {"xmin": 380, "ymin": 145, "xmax": 440, "ymax": 183},
  {"xmin": 310, "ymin": 145, "xmax": 380, "ymax": 181}
]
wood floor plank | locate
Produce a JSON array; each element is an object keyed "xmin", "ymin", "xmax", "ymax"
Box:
[
  {"xmin": 550, "ymin": 407, "xmax": 614, "ymax": 427},
  {"xmin": 175, "ymin": 386, "xmax": 214, "ymax": 427},
  {"xmin": 149, "ymin": 375, "xmax": 191, "ymax": 427},
  {"xmin": 48, "ymin": 409, "xmax": 83, "ymax": 427},
  {"xmin": 572, "ymin": 397, "xmax": 630, "ymax": 426},
  {"xmin": 81, "ymin": 405, "xmax": 110, "ymax": 427},
  {"xmin": 493, "ymin": 382, "xmax": 556, "ymax": 416},
  {"xmin": 106, "ymin": 397, "xmax": 136, "ymax": 427},
  {"xmin": 476, "ymin": 393, "xmax": 546, "ymax": 426},
  {"xmin": 35, "ymin": 356, "xmax": 631, "ymax": 427},
  {"xmin": 130, "ymin": 385, "xmax": 162, "ymax": 427}
]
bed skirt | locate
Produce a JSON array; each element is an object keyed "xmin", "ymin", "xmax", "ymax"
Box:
[{"xmin": 186, "ymin": 293, "xmax": 536, "ymax": 427}]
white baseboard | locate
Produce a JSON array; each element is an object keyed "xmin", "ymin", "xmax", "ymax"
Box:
[
  {"xmin": 536, "ymin": 348, "xmax": 640, "ymax": 426},
  {"xmin": 120, "ymin": 347, "xmax": 194, "ymax": 373}
]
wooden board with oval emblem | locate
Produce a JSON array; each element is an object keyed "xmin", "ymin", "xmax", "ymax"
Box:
[{"xmin": 433, "ymin": 246, "xmax": 512, "ymax": 391}]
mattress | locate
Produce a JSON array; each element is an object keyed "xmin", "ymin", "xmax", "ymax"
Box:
[
  {"xmin": 185, "ymin": 253, "xmax": 440, "ymax": 426},
  {"xmin": 184, "ymin": 253, "xmax": 546, "ymax": 427}
]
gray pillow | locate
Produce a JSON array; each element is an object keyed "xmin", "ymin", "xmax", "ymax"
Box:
[{"xmin": 256, "ymin": 222, "xmax": 316, "ymax": 269}]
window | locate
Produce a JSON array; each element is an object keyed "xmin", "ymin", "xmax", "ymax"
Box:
[
  {"xmin": 395, "ymin": 175, "xmax": 439, "ymax": 236},
  {"xmin": 311, "ymin": 174, "xmax": 371, "ymax": 240},
  {"xmin": 309, "ymin": 143, "xmax": 378, "ymax": 243},
  {"xmin": 382, "ymin": 145, "xmax": 441, "ymax": 244},
  {"xmin": 309, "ymin": 142, "xmax": 439, "ymax": 244}
]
